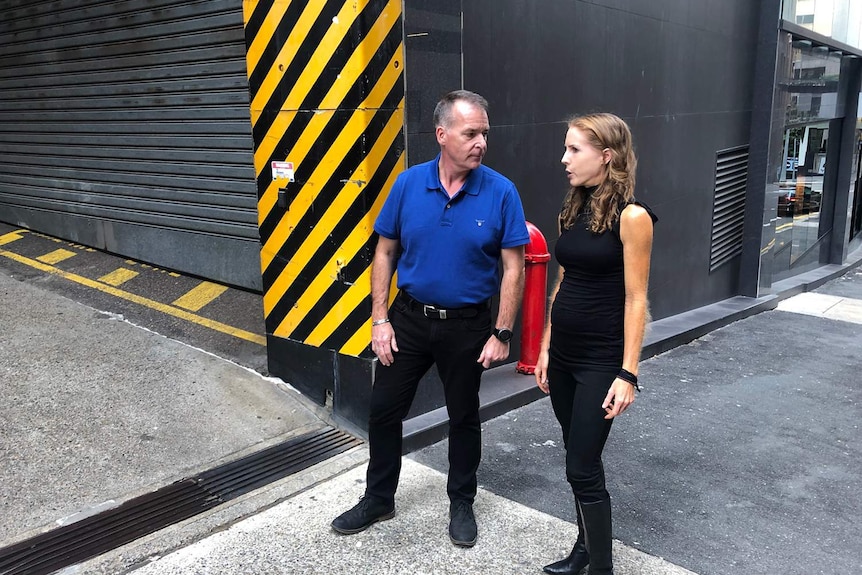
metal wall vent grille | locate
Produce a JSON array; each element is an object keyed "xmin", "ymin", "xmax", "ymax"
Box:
[{"xmin": 709, "ymin": 145, "xmax": 749, "ymax": 272}]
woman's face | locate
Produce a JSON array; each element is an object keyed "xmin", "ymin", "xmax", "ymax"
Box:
[{"xmin": 561, "ymin": 126, "xmax": 609, "ymax": 188}]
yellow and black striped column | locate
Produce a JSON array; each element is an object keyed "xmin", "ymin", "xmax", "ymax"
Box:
[{"xmin": 243, "ymin": 0, "xmax": 405, "ymax": 361}]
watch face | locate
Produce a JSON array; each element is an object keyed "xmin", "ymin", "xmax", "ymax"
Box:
[{"xmin": 495, "ymin": 328, "xmax": 513, "ymax": 343}]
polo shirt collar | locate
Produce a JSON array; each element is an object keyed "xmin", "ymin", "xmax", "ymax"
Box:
[{"xmin": 425, "ymin": 153, "xmax": 482, "ymax": 196}]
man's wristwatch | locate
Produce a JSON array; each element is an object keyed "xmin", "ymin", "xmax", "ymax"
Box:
[{"xmin": 493, "ymin": 327, "xmax": 513, "ymax": 343}]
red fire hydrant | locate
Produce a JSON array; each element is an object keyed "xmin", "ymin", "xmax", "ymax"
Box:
[{"xmin": 516, "ymin": 221, "xmax": 550, "ymax": 375}]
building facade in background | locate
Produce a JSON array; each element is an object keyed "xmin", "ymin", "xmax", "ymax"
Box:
[{"xmin": 743, "ymin": 0, "xmax": 862, "ymax": 294}]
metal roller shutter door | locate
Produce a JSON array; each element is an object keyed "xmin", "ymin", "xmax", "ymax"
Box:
[{"xmin": 0, "ymin": 0, "xmax": 260, "ymax": 290}]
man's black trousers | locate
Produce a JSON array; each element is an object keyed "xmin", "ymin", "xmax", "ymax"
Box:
[{"xmin": 365, "ymin": 293, "xmax": 491, "ymax": 505}]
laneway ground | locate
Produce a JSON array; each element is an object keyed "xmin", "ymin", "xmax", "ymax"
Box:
[
  {"xmin": 416, "ymin": 267, "xmax": 862, "ymax": 575},
  {"xmin": 0, "ymin": 267, "xmax": 340, "ymax": 565},
  {"xmin": 127, "ymin": 459, "xmax": 696, "ymax": 575},
  {"xmin": 116, "ymin": 268, "xmax": 862, "ymax": 574},
  {"xmin": 3, "ymin": 215, "xmax": 860, "ymax": 574},
  {"xmin": 0, "ymin": 222, "xmax": 268, "ymax": 374}
]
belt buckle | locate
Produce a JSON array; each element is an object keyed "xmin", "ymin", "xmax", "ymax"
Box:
[{"xmin": 423, "ymin": 304, "xmax": 446, "ymax": 319}]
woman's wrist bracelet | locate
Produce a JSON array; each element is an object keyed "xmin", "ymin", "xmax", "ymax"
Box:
[
  {"xmin": 372, "ymin": 318, "xmax": 390, "ymax": 326},
  {"xmin": 617, "ymin": 368, "xmax": 642, "ymax": 391}
]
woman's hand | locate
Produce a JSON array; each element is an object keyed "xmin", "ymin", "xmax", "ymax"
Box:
[
  {"xmin": 534, "ymin": 349, "xmax": 550, "ymax": 394},
  {"xmin": 371, "ymin": 322, "xmax": 398, "ymax": 366},
  {"xmin": 602, "ymin": 377, "xmax": 635, "ymax": 419}
]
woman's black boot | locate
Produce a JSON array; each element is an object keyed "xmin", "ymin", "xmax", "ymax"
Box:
[
  {"xmin": 580, "ymin": 498, "xmax": 614, "ymax": 574},
  {"xmin": 543, "ymin": 502, "xmax": 589, "ymax": 574}
]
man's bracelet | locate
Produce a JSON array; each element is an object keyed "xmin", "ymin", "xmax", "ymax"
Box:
[
  {"xmin": 617, "ymin": 368, "xmax": 642, "ymax": 392},
  {"xmin": 372, "ymin": 318, "xmax": 390, "ymax": 326}
]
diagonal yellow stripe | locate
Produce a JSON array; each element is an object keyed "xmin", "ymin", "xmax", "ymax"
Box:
[
  {"xmin": 248, "ymin": 0, "xmax": 328, "ymax": 127},
  {"xmin": 266, "ymin": 105, "xmax": 403, "ymax": 319},
  {"xmin": 276, "ymin": 137, "xmax": 404, "ymax": 335},
  {"xmin": 242, "ymin": 0, "xmax": 254, "ymax": 24},
  {"xmin": 0, "ymin": 250, "xmax": 266, "ymax": 346},
  {"xmin": 256, "ymin": 5, "xmax": 402, "ymax": 227},
  {"xmin": 250, "ymin": 0, "xmax": 370, "ymax": 131},
  {"xmin": 302, "ymin": 154, "xmax": 404, "ymax": 346},
  {"xmin": 259, "ymin": 43, "xmax": 405, "ymax": 272},
  {"xmin": 244, "ymin": 0, "xmax": 293, "ymax": 81},
  {"xmin": 255, "ymin": 2, "xmax": 402, "ymax": 223}
]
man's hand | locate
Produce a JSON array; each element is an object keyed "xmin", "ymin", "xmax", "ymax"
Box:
[
  {"xmin": 477, "ymin": 335, "xmax": 510, "ymax": 369},
  {"xmin": 371, "ymin": 322, "xmax": 398, "ymax": 366}
]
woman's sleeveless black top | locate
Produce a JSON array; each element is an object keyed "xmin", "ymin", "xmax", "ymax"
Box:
[{"xmin": 549, "ymin": 201, "xmax": 655, "ymax": 370}]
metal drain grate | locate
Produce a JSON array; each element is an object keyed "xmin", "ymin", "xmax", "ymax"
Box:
[{"xmin": 0, "ymin": 426, "xmax": 361, "ymax": 575}]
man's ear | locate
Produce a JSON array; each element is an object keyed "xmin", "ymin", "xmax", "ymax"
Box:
[{"xmin": 436, "ymin": 125, "xmax": 446, "ymax": 146}]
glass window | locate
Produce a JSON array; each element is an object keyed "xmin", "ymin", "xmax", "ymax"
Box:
[
  {"xmin": 773, "ymin": 39, "xmax": 843, "ymax": 270},
  {"xmin": 850, "ymin": 123, "xmax": 862, "ymax": 241}
]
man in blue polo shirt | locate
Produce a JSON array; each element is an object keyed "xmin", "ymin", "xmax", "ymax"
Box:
[{"xmin": 331, "ymin": 90, "xmax": 529, "ymax": 547}]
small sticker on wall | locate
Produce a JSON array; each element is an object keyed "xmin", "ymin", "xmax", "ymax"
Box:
[{"xmin": 272, "ymin": 161, "xmax": 295, "ymax": 182}]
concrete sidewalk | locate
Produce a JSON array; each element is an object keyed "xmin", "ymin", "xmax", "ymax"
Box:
[
  {"xmin": 126, "ymin": 459, "xmax": 696, "ymax": 575},
  {"xmin": 97, "ymin": 267, "xmax": 862, "ymax": 575},
  {"xmin": 0, "ymin": 270, "xmax": 348, "ymax": 554}
]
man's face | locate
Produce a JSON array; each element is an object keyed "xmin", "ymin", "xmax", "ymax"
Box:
[{"xmin": 436, "ymin": 101, "xmax": 489, "ymax": 171}]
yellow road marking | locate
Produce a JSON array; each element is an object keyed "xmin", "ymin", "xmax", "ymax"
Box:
[
  {"xmin": 173, "ymin": 282, "xmax": 229, "ymax": 312},
  {"xmin": 0, "ymin": 250, "xmax": 266, "ymax": 346},
  {"xmin": 99, "ymin": 268, "xmax": 140, "ymax": 287},
  {"xmin": 37, "ymin": 249, "xmax": 77, "ymax": 265},
  {"xmin": 0, "ymin": 230, "xmax": 28, "ymax": 246}
]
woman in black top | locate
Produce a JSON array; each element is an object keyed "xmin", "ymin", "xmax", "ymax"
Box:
[{"xmin": 535, "ymin": 113, "xmax": 656, "ymax": 575}]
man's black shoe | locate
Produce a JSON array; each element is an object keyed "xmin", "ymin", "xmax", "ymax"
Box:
[
  {"xmin": 448, "ymin": 499, "xmax": 477, "ymax": 547},
  {"xmin": 331, "ymin": 496, "xmax": 395, "ymax": 535}
]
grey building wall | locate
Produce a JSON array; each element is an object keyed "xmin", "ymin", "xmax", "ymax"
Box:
[{"xmin": 460, "ymin": 0, "xmax": 761, "ymax": 321}]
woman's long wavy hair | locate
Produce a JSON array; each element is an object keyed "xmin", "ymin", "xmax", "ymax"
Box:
[{"xmin": 559, "ymin": 113, "xmax": 637, "ymax": 234}]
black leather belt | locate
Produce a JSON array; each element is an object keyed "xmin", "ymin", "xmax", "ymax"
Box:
[{"xmin": 399, "ymin": 291, "xmax": 489, "ymax": 320}]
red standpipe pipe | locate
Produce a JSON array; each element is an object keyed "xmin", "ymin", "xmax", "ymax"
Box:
[{"xmin": 516, "ymin": 221, "xmax": 550, "ymax": 375}]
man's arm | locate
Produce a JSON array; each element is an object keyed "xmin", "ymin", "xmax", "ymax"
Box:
[
  {"xmin": 477, "ymin": 245, "xmax": 525, "ymax": 368},
  {"xmin": 495, "ymin": 245, "xmax": 526, "ymax": 330},
  {"xmin": 371, "ymin": 236, "xmax": 400, "ymax": 366}
]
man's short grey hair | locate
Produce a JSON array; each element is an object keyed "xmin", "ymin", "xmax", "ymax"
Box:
[{"xmin": 433, "ymin": 90, "xmax": 489, "ymax": 129}]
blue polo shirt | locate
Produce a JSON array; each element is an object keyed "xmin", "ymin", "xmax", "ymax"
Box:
[{"xmin": 374, "ymin": 154, "xmax": 529, "ymax": 308}]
